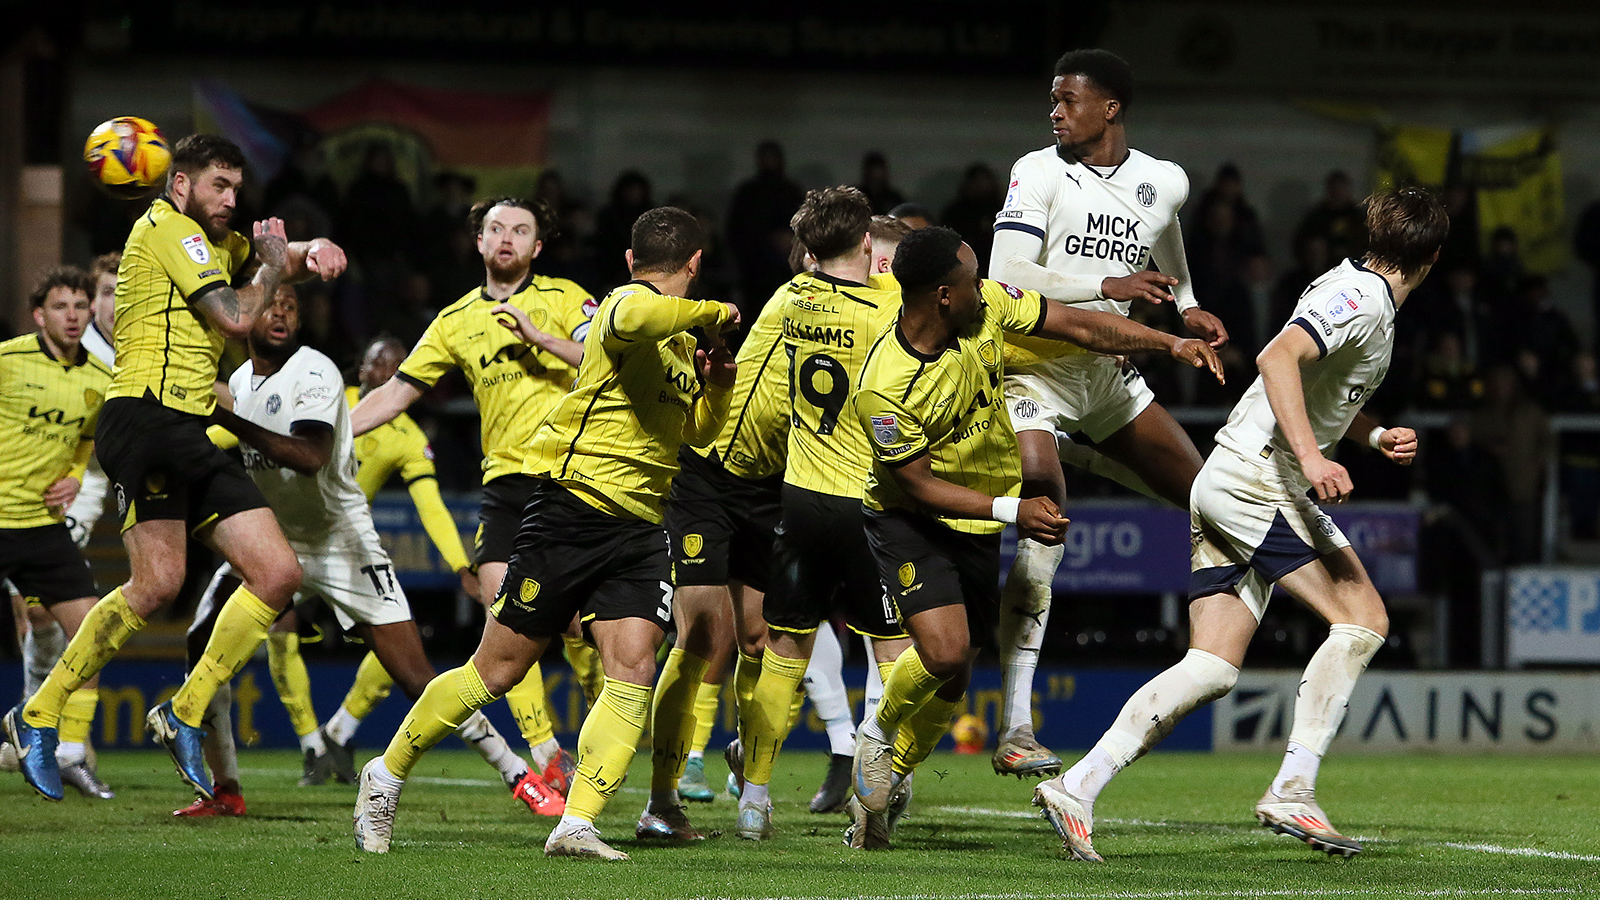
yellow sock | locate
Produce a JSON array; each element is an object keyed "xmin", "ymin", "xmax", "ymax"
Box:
[
  {"xmin": 566, "ymin": 678, "xmax": 652, "ymax": 822},
  {"xmin": 172, "ymin": 587, "xmax": 277, "ymax": 726},
  {"xmin": 563, "ymin": 634, "xmax": 605, "ymax": 708},
  {"xmin": 382, "ymin": 662, "xmax": 497, "ymax": 780},
  {"xmin": 876, "ymin": 648, "xmax": 944, "ymax": 736},
  {"xmin": 504, "ymin": 662, "xmax": 555, "ymax": 748},
  {"xmin": 893, "ymin": 693, "xmax": 961, "ymax": 776},
  {"xmin": 650, "ymin": 649, "xmax": 711, "ymax": 794},
  {"xmin": 58, "ymin": 687, "xmax": 100, "ymax": 746},
  {"xmin": 733, "ymin": 650, "xmax": 761, "ymax": 713},
  {"xmin": 742, "ymin": 647, "xmax": 808, "ymax": 787},
  {"xmin": 341, "ymin": 651, "xmax": 395, "ymax": 720},
  {"xmin": 690, "ymin": 679, "xmax": 720, "ymax": 754},
  {"xmin": 788, "ymin": 679, "xmax": 806, "ymax": 732},
  {"xmin": 876, "ymin": 659, "xmax": 895, "ymax": 689},
  {"xmin": 24, "ymin": 587, "xmax": 144, "ymax": 728},
  {"xmin": 267, "ymin": 632, "xmax": 318, "ymax": 738}
]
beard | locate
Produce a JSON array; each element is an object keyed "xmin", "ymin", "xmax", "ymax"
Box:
[
  {"xmin": 485, "ymin": 253, "xmax": 532, "ymax": 283},
  {"xmin": 182, "ymin": 194, "xmax": 229, "ymax": 242}
]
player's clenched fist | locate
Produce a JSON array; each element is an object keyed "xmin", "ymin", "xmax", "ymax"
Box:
[
  {"xmin": 1378, "ymin": 427, "xmax": 1417, "ymax": 466},
  {"xmin": 1018, "ymin": 496, "xmax": 1070, "ymax": 545},
  {"xmin": 1301, "ymin": 454, "xmax": 1353, "ymax": 503},
  {"xmin": 698, "ymin": 344, "xmax": 737, "ymax": 388}
]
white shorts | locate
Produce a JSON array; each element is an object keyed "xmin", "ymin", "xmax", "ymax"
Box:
[
  {"xmin": 195, "ymin": 528, "xmax": 411, "ymax": 633},
  {"xmin": 1188, "ymin": 446, "xmax": 1350, "ymax": 621},
  {"xmin": 1005, "ymin": 355, "xmax": 1155, "ymax": 443}
]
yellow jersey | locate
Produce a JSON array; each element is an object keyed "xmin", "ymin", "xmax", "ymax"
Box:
[
  {"xmin": 690, "ymin": 286, "xmax": 789, "ymax": 481},
  {"xmin": 0, "ymin": 335, "xmax": 112, "ymax": 528},
  {"xmin": 779, "ymin": 272, "xmax": 902, "ymax": 498},
  {"xmin": 346, "ymin": 385, "xmax": 470, "ymax": 573},
  {"xmin": 854, "ymin": 280, "xmax": 1048, "ymax": 535},
  {"xmin": 523, "ymin": 281, "xmax": 734, "ymax": 524},
  {"xmin": 106, "ymin": 197, "xmax": 251, "ymax": 416},
  {"xmin": 396, "ymin": 273, "xmax": 594, "ymax": 484}
]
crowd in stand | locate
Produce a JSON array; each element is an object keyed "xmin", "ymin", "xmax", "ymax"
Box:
[{"xmin": 66, "ymin": 140, "xmax": 1600, "ymax": 571}]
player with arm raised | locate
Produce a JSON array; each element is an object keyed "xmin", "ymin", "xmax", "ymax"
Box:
[
  {"xmin": 1035, "ymin": 188, "xmax": 1442, "ymax": 861},
  {"xmin": 848, "ymin": 227, "xmax": 1220, "ymax": 848},
  {"xmin": 987, "ymin": 49, "xmax": 1231, "ymax": 778},
  {"xmin": 354, "ymin": 207, "xmax": 739, "ymax": 860},
  {"xmin": 349, "ymin": 197, "xmax": 594, "ymax": 806},
  {"xmin": 5, "ymin": 134, "xmax": 346, "ymax": 803}
]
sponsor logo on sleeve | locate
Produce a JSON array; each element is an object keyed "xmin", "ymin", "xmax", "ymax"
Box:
[
  {"xmin": 581, "ymin": 297, "xmax": 599, "ymax": 318},
  {"xmin": 1136, "ymin": 182, "xmax": 1157, "ymax": 207},
  {"xmin": 1326, "ymin": 290, "xmax": 1360, "ymax": 325},
  {"xmin": 870, "ymin": 414, "xmax": 900, "ymax": 446},
  {"xmin": 182, "ymin": 234, "xmax": 210, "ymax": 265},
  {"xmin": 1000, "ymin": 282, "xmax": 1024, "ymax": 300}
]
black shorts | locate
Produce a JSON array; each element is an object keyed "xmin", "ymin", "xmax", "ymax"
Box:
[
  {"xmin": 491, "ymin": 479, "xmax": 673, "ymax": 639},
  {"xmin": 475, "ymin": 474, "xmax": 539, "ymax": 567},
  {"xmin": 0, "ymin": 524, "xmax": 97, "ymax": 606},
  {"xmin": 95, "ymin": 396, "xmax": 266, "ymax": 533},
  {"xmin": 864, "ymin": 509, "xmax": 1002, "ymax": 645},
  {"xmin": 665, "ymin": 448, "xmax": 781, "ymax": 591},
  {"xmin": 763, "ymin": 484, "xmax": 906, "ymax": 640}
]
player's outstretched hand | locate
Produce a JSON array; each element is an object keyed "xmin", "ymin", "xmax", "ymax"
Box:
[
  {"xmin": 252, "ymin": 218, "xmax": 289, "ymax": 270},
  {"xmin": 43, "ymin": 475, "xmax": 81, "ymax": 513},
  {"xmin": 1181, "ymin": 307, "xmax": 1230, "ymax": 348},
  {"xmin": 1301, "ymin": 454, "xmax": 1353, "ymax": 503},
  {"xmin": 1171, "ymin": 338, "xmax": 1225, "ymax": 385},
  {"xmin": 490, "ymin": 302, "xmax": 552, "ymax": 346},
  {"xmin": 1018, "ymin": 496, "xmax": 1070, "ymax": 545},
  {"xmin": 1101, "ymin": 271, "xmax": 1178, "ymax": 304},
  {"xmin": 1379, "ymin": 426, "xmax": 1418, "ymax": 465},
  {"xmin": 303, "ymin": 238, "xmax": 348, "ymax": 281},
  {"xmin": 698, "ymin": 344, "xmax": 737, "ymax": 389}
]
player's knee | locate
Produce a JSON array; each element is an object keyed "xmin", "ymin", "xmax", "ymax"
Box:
[
  {"xmin": 917, "ymin": 640, "xmax": 968, "ymax": 681},
  {"xmin": 1178, "ymin": 648, "xmax": 1239, "ymax": 703}
]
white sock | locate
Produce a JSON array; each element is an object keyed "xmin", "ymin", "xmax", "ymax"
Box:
[
  {"xmin": 1057, "ymin": 746, "xmax": 1116, "ymax": 812},
  {"xmin": 1283, "ymin": 623, "xmax": 1384, "ymax": 765},
  {"xmin": 857, "ymin": 709, "xmax": 889, "ymax": 745},
  {"xmin": 23, "ymin": 620, "xmax": 66, "ymax": 699},
  {"xmin": 997, "ymin": 539, "xmax": 1062, "ymax": 735},
  {"xmin": 298, "ymin": 729, "xmax": 327, "ymax": 756},
  {"xmin": 862, "ymin": 637, "xmax": 884, "ymax": 722},
  {"xmin": 458, "ymin": 711, "xmax": 528, "ymax": 783},
  {"xmin": 205, "ymin": 682, "xmax": 241, "ymax": 788},
  {"xmin": 741, "ymin": 782, "xmax": 770, "ymax": 809},
  {"xmin": 556, "ymin": 812, "xmax": 591, "ymax": 833},
  {"xmin": 803, "ymin": 626, "xmax": 856, "ymax": 756},
  {"xmin": 1270, "ymin": 741, "xmax": 1322, "ymax": 797},
  {"xmin": 687, "ymin": 749, "xmax": 704, "ymax": 762},
  {"xmin": 529, "ymin": 737, "xmax": 560, "ymax": 771},
  {"xmin": 56, "ymin": 741, "xmax": 86, "ymax": 766},
  {"xmin": 367, "ymin": 756, "xmax": 404, "ymax": 788},
  {"xmin": 325, "ymin": 707, "xmax": 361, "ymax": 746}
]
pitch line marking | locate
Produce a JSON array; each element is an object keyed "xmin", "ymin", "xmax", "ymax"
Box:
[
  {"xmin": 683, "ymin": 890, "xmax": 1587, "ymax": 900},
  {"xmin": 1444, "ymin": 842, "xmax": 1600, "ymax": 862}
]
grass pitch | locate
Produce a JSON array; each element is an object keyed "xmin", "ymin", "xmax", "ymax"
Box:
[{"xmin": 2, "ymin": 749, "xmax": 1595, "ymax": 899}]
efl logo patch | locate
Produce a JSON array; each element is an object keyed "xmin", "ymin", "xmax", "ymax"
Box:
[
  {"xmin": 871, "ymin": 414, "xmax": 900, "ymax": 446},
  {"xmin": 1137, "ymin": 182, "xmax": 1157, "ymax": 207},
  {"xmin": 1002, "ymin": 178, "xmax": 1020, "ymax": 210},
  {"xmin": 182, "ymin": 233, "xmax": 210, "ymax": 265},
  {"xmin": 1325, "ymin": 290, "xmax": 1360, "ymax": 325}
]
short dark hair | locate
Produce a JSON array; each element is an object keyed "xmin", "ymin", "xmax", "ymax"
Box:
[
  {"xmin": 891, "ymin": 226, "xmax": 966, "ymax": 295},
  {"xmin": 30, "ymin": 266, "xmax": 92, "ymax": 308},
  {"xmin": 1364, "ymin": 187, "xmax": 1449, "ymax": 278},
  {"xmin": 168, "ymin": 134, "xmax": 247, "ymax": 182},
  {"xmin": 468, "ymin": 196, "xmax": 559, "ymax": 242},
  {"xmin": 1053, "ymin": 49, "xmax": 1134, "ymax": 114},
  {"xmin": 868, "ymin": 215, "xmax": 914, "ymax": 246},
  {"xmin": 889, "ymin": 202, "xmax": 934, "ymax": 223},
  {"xmin": 630, "ymin": 207, "xmax": 707, "ymax": 274},
  {"xmin": 791, "ymin": 186, "xmax": 873, "ymax": 262}
]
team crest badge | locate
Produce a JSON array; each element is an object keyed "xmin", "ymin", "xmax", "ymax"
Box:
[
  {"xmin": 1014, "ymin": 398, "xmax": 1040, "ymax": 419},
  {"xmin": 266, "ymin": 394, "xmax": 281, "ymax": 415},
  {"xmin": 683, "ymin": 534, "xmax": 703, "ymax": 557},
  {"xmin": 870, "ymin": 414, "xmax": 900, "ymax": 446},
  {"xmin": 1136, "ymin": 182, "xmax": 1156, "ymax": 207},
  {"xmin": 897, "ymin": 562, "xmax": 916, "ymax": 588},
  {"xmin": 1315, "ymin": 515, "xmax": 1336, "ymax": 537},
  {"xmin": 520, "ymin": 578, "xmax": 540, "ymax": 604},
  {"xmin": 84, "ymin": 388, "xmax": 102, "ymax": 409},
  {"xmin": 144, "ymin": 473, "xmax": 165, "ymax": 495},
  {"xmin": 978, "ymin": 340, "xmax": 998, "ymax": 368}
]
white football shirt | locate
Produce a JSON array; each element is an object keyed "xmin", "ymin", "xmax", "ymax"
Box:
[
  {"xmin": 229, "ymin": 345, "xmax": 372, "ymax": 545},
  {"xmin": 81, "ymin": 321, "xmax": 114, "ymax": 366},
  {"xmin": 993, "ymin": 145, "xmax": 1195, "ymax": 317},
  {"xmin": 1213, "ymin": 258, "xmax": 1396, "ymax": 475}
]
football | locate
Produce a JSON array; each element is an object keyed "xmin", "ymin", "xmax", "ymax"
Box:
[
  {"xmin": 951, "ymin": 713, "xmax": 988, "ymax": 753},
  {"xmin": 83, "ymin": 116, "xmax": 171, "ymax": 198}
]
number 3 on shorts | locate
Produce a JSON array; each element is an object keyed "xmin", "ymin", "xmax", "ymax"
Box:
[{"xmin": 656, "ymin": 581, "xmax": 673, "ymax": 624}]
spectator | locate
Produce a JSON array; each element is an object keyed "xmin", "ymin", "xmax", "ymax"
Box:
[
  {"xmin": 1479, "ymin": 225, "xmax": 1523, "ymax": 308},
  {"xmin": 726, "ymin": 140, "xmax": 805, "ymax": 312},
  {"xmin": 1436, "ymin": 181, "xmax": 1480, "ymax": 275},
  {"xmin": 340, "ymin": 143, "xmax": 417, "ymax": 263},
  {"xmin": 1295, "ymin": 170, "xmax": 1365, "ymax": 261},
  {"xmin": 1508, "ymin": 275, "xmax": 1580, "ymax": 408},
  {"xmin": 1193, "ymin": 162, "xmax": 1265, "ymax": 257},
  {"xmin": 858, "ymin": 151, "xmax": 905, "ymax": 215},
  {"xmin": 1574, "ymin": 198, "xmax": 1600, "ymax": 351},
  {"xmin": 1471, "ymin": 365, "xmax": 1552, "ymax": 564},
  {"xmin": 415, "ymin": 171, "xmax": 477, "ymax": 301},
  {"xmin": 941, "ymin": 163, "xmax": 1003, "ymax": 274},
  {"xmin": 1557, "ymin": 353, "xmax": 1600, "ymax": 541},
  {"xmin": 1414, "ymin": 331, "xmax": 1485, "ymax": 410},
  {"xmin": 1270, "ymin": 232, "xmax": 1331, "ymax": 327},
  {"xmin": 888, "ymin": 202, "xmax": 934, "ymax": 230},
  {"xmin": 1424, "ymin": 416, "xmax": 1511, "ymax": 559},
  {"xmin": 591, "ymin": 170, "xmax": 653, "ymax": 291},
  {"xmin": 530, "ymin": 170, "xmax": 593, "ymax": 286}
]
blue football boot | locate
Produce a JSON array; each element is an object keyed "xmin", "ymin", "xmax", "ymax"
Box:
[
  {"xmin": 146, "ymin": 700, "xmax": 213, "ymax": 800},
  {"xmin": 4, "ymin": 703, "xmax": 62, "ymax": 801}
]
